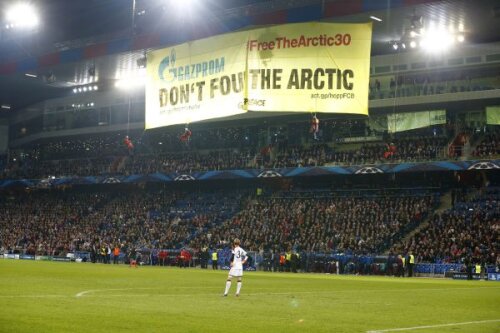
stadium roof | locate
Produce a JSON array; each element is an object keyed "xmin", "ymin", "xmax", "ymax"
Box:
[{"xmin": 0, "ymin": 0, "xmax": 499, "ymax": 112}]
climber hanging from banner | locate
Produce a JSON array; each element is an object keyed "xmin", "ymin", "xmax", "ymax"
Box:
[
  {"xmin": 384, "ymin": 142, "xmax": 397, "ymax": 159},
  {"xmin": 180, "ymin": 126, "xmax": 192, "ymax": 145},
  {"xmin": 310, "ymin": 113, "xmax": 320, "ymax": 140},
  {"xmin": 124, "ymin": 135, "xmax": 134, "ymax": 154}
]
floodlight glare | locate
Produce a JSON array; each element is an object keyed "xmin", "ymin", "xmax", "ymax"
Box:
[
  {"xmin": 420, "ymin": 30, "xmax": 454, "ymax": 53},
  {"xmin": 410, "ymin": 40, "xmax": 417, "ymax": 48},
  {"xmin": 6, "ymin": 4, "xmax": 39, "ymax": 28},
  {"xmin": 457, "ymin": 35, "xmax": 465, "ymax": 43},
  {"xmin": 392, "ymin": 43, "xmax": 399, "ymax": 50},
  {"xmin": 115, "ymin": 77, "xmax": 146, "ymax": 90}
]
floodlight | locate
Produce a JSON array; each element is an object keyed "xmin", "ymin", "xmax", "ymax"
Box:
[
  {"xmin": 410, "ymin": 40, "xmax": 417, "ymax": 48},
  {"xmin": 6, "ymin": 4, "xmax": 39, "ymax": 28},
  {"xmin": 420, "ymin": 30, "xmax": 454, "ymax": 53},
  {"xmin": 457, "ymin": 35, "xmax": 465, "ymax": 43},
  {"xmin": 392, "ymin": 43, "xmax": 398, "ymax": 50},
  {"xmin": 115, "ymin": 76, "xmax": 146, "ymax": 90}
]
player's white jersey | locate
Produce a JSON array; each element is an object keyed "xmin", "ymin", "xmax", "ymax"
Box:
[{"xmin": 232, "ymin": 246, "xmax": 247, "ymax": 270}]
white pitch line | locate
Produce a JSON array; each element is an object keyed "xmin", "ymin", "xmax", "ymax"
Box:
[
  {"xmin": 74, "ymin": 286, "xmax": 222, "ymax": 297},
  {"xmin": 75, "ymin": 287, "xmax": 155, "ymax": 297},
  {"xmin": 366, "ymin": 319, "xmax": 500, "ymax": 332},
  {"xmin": 0, "ymin": 295, "xmax": 68, "ymax": 298},
  {"xmin": 73, "ymin": 287, "xmax": 500, "ymax": 299},
  {"xmin": 1, "ymin": 285, "xmax": 495, "ymax": 299}
]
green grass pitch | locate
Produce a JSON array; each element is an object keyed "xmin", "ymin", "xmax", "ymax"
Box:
[{"xmin": 0, "ymin": 260, "xmax": 499, "ymax": 333}]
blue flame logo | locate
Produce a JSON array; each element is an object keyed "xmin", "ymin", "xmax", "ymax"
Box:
[{"xmin": 158, "ymin": 48, "xmax": 176, "ymax": 82}]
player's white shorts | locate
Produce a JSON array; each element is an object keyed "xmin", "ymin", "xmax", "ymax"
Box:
[{"xmin": 229, "ymin": 268, "xmax": 243, "ymax": 277}]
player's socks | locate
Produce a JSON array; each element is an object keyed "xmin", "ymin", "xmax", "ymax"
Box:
[
  {"xmin": 236, "ymin": 281, "xmax": 242, "ymax": 295},
  {"xmin": 224, "ymin": 280, "xmax": 231, "ymax": 295}
]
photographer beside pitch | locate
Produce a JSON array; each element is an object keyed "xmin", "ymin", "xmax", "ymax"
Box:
[{"xmin": 223, "ymin": 238, "xmax": 248, "ymax": 297}]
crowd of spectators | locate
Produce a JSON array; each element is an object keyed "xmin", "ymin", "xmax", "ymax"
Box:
[
  {"xmin": 2, "ymin": 185, "xmax": 498, "ymax": 273},
  {"xmin": 271, "ymin": 136, "xmax": 447, "ymax": 168},
  {"xmin": 0, "ymin": 189, "xmax": 245, "ymax": 257},
  {"xmin": 191, "ymin": 192, "xmax": 437, "ymax": 254},
  {"xmin": 2, "ymin": 124, "xmax": 497, "ymax": 180},
  {"xmin": 473, "ymin": 132, "xmax": 499, "ymax": 157},
  {"xmin": 123, "ymin": 150, "xmax": 256, "ymax": 174},
  {"xmin": 395, "ymin": 188, "xmax": 499, "ymax": 265},
  {"xmin": 2, "ymin": 134, "xmax": 451, "ymax": 179}
]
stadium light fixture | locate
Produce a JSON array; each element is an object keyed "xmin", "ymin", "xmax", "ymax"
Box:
[
  {"xmin": 73, "ymin": 84, "xmax": 98, "ymax": 94},
  {"xmin": 420, "ymin": 29, "xmax": 455, "ymax": 53},
  {"xmin": 5, "ymin": 4, "xmax": 39, "ymax": 29}
]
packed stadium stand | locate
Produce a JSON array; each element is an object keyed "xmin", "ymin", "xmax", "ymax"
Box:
[
  {"xmin": 395, "ymin": 187, "xmax": 499, "ymax": 265},
  {"xmin": 0, "ymin": 188, "xmax": 245, "ymax": 255},
  {"xmin": 0, "ymin": 0, "xmax": 499, "ymax": 279}
]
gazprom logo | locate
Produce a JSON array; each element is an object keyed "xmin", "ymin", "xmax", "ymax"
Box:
[
  {"xmin": 158, "ymin": 49, "xmax": 177, "ymax": 82},
  {"xmin": 158, "ymin": 48, "xmax": 225, "ymax": 82}
]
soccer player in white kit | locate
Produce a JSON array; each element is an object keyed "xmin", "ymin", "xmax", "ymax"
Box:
[{"xmin": 223, "ymin": 238, "xmax": 248, "ymax": 297}]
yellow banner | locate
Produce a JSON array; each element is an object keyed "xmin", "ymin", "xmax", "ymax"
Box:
[{"xmin": 146, "ymin": 22, "xmax": 372, "ymax": 129}]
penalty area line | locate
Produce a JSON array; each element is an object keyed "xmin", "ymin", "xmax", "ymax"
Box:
[{"xmin": 366, "ymin": 319, "xmax": 500, "ymax": 332}]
